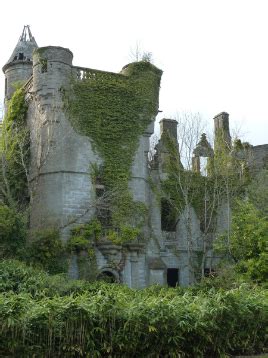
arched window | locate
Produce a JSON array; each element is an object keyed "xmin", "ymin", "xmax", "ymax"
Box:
[{"xmin": 97, "ymin": 270, "xmax": 118, "ymax": 283}]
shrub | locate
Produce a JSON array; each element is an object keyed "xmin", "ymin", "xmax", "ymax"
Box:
[
  {"xmin": 0, "ymin": 204, "xmax": 26, "ymax": 258},
  {"xmin": 0, "ymin": 260, "xmax": 267, "ymax": 357},
  {"xmin": 27, "ymin": 229, "xmax": 67, "ymax": 274}
]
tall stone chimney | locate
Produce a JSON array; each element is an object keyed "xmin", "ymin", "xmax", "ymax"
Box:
[
  {"xmin": 160, "ymin": 118, "xmax": 178, "ymax": 141},
  {"xmin": 213, "ymin": 112, "xmax": 231, "ymax": 149}
]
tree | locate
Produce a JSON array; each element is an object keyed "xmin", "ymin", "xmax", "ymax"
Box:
[
  {"xmin": 129, "ymin": 42, "xmax": 153, "ymax": 63},
  {"xmin": 214, "ymin": 199, "xmax": 268, "ymax": 283},
  {"xmin": 157, "ymin": 112, "xmax": 216, "ymax": 282},
  {"xmin": 247, "ymin": 169, "xmax": 268, "ymax": 216},
  {"xmin": 157, "ymin": 112, "xmax": 251, "ymax": 282}
]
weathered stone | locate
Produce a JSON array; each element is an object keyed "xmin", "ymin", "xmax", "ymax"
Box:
[{"xmin": 2, "ymin": 27, "xmax": 267, "ymax": 288}]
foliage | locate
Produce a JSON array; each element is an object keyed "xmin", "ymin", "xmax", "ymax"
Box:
[
  {"xmin": 64, "ymin": 62, "xmax": 161, "ymax": 240},
  {"xmin": 0, "ymin": 204, "xmax": 27, "ymax": 258},
  {"xmin": 207, "ymin": 128, "xmax": 250, "ymax": 200},
  {"xmin": 214, "ymin": 199, "xmax": 268, "ymax": 284},
  {"xmin": 27, "ymin": 229, "xmax": 67, "ymax": 274},
  {"xmin": 65, "ymin": 62, "xmax": 161, "ymax": 189},
  {"xmin": 0, "ymin": 259, "xmax": 267, "ymax": 357},
  {"xmin": 67, "ymin": 219, "xmax": 102, "ymax": 253},
  {"xmin": 158, "ymin": 124, "xmax": 251, "ymax": 232},
  {"xmin": 0, "ymin": 260, "xmax": 92, "ymax": 297},
  {"xmin": 0, "ymin": 87, "xmax": 29, "ymax": 208},
  {"xmin": 247, "ymin": 169, "xmax": 268, "ymax": 216},
  {"xmin": 67, "ymin": 220, "xmax": 102, "ymax": 280},
  {"xmin": 158, "ymin": 132, "xmax": 217, "ymax": 230},
  {"xmin": 106, "ymin": 225, "xmax": 141, "ymax": 245}
]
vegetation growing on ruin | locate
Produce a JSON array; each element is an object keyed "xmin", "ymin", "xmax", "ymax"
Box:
[
  {"xmin": 67, "ymin": 219, "xmax": 102, "ymax": 253},
  {"xmin": 0, "ymin": 87, "xmax": 29, "ymax": 209},
  {"xmin": 0, "ymin": 204, "xmax": 27, "ymax": 259},
  {"xmin": 158, "ymin": 130, "xmax": 250, "ymax": 231},
  {"xmin": 64, "ymin": 62, "xmax": 162, "ymax": 242},
  {"xmin": 27, "ymin": 229, "xmax": 67, "ymax": 274},
  {"xmin": 214, "ymin": 199, "xmax": 268, "ymax": 284},
  {"xmin": 65, "ymin": 62, "xmax": 161, "ymax": 189}
]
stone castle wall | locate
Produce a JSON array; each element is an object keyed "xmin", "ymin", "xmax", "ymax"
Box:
[{"xmin": 4, "ymin": 34, "xmax": 267, "ymax": 288}]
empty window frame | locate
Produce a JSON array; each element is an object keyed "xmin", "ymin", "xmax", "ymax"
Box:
[
  {"xmin": 161, "ymin": 199, "xmax": 177, "ymax": 232},
  {"xmin": 167, "ymin": 268, "xmax": 179, "ymax": 287}
]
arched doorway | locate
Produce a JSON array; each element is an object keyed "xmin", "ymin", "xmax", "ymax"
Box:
[{"xmin": 97, "ymin": 269, "xmax": 119, "ymax": 283}]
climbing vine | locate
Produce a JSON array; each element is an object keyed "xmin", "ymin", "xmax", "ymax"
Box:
[
  {"xmin": 67, "ymin": 220, "xmax": 102, "ymax": 279},
  {"xmin": 0, "ymin": 87, "xmax": 29, "ymax": 209},
  {"xmin": 157, "ymin": 131, "xmax": 250, "ymax": 232},
  {"xmin": 67, "ymin": 219, "xmax": 101, "ymax": 253},
  {"xmin": 64, "ymin": 61, "xmax": 162, "ymax": 242}
]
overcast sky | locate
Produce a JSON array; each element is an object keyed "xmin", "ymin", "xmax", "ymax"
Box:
[{"xmin": 1, "ymin": 0, "xmax": 267, "ymax": 145}]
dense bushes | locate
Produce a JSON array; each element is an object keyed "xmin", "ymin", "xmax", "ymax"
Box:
[
  {"xmin": 0, "ymin": 260, "xmax": 267, "ymax": 357},
  {"xmin": 0, "ymin": 205, "xmax": 26, "ymax": 258},
  {"xmin": 27, "ymin": 229, "xmax": 67, "ymax": 274}
]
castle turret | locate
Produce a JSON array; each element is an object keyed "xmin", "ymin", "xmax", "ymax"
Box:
[{"xmin": 2, "ymin": 25, "xmax": 37, "ymax": 101}]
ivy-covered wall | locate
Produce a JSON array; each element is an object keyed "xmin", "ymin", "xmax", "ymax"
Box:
[
  {"xmin": 0, "ymin": 87, "xmax": 29, "ymax": 209},
  {"xmin": 64, "ymin": 61, "xmax": 162, "ymax": 243},
  {"xmin": 66, "ymin": 62, "xmax": 162, "ymax": 190}
]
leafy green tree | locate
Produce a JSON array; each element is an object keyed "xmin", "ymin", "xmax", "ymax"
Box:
[
  {"xmin": 247, "ymin": 169, "xmax": 268, "ymax": 216},
  {"xmin": 215, "ymin": 200, "xmax": 268, "ymax": 283}
]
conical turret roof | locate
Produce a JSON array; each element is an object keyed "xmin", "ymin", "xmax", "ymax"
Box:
[{"xmin": 2, "ymin": 25, "xmax": 38, "ymax": 72}]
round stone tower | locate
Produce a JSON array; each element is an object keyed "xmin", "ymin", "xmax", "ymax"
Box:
[
  {"xmin": 2, "ymin": 25, "xmax": 38, "ymax": 102},
  {"xmin": 32, "ymin": 46, "xmax": 73, "ymax": 94}
]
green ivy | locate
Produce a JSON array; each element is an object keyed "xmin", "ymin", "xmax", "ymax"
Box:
[
  {"xmin": 65, "ymin": 61, "xmax": 161, "ymax": 189},
  {"xmin": 67, "ymin": 220, "xmax": 102, "ymax": 280},
  {"xmin": 158, "ymin": 131, "xmax": 250, "ymax": 232},
  {"xmin": 27, "ymin": 229, "xmax": 67, "ymax": 274},
  {"xmin": 64, "ymin": 61, "xmax": 162, "ymax": 239},
  {"xmin": 0, "ymin": 87, "xmax": 29, "ymax": 209},
  {"xmin": 106, "ymin": 225, "xmax": 141, "ymax": 245},
  {"xmin": 67, "ymin": 219, "xmax": 101, "ymax": 253}
]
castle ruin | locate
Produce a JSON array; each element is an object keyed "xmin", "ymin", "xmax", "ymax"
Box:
[{"xmin": 2, "ymin": 26, "xmax": 268, "ymax": 287}]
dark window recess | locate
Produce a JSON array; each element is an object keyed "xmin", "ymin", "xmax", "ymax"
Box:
[
  {"xmin": 167, "ymin": 268, "xmax": 179, "ymax": 287},
  {"xmin": 98, "ymin": 271, "xmax": 117, "ymax": 283},
  {"xmin": 161, "ymin": 199, "xmax": 177, "ymax": 232},
  {"xmin": 19, "ymin": 53, "xmax": 24, "ymax": 60},
  {"xmin": 41, "ymin": 59, "xmax": 48, "ymax": 73},
  {"xmin": 97, "ymin": 207, "xmax": 112, "ymax": 227},
  {"xmin": 95, "ymin": 185, "xmax": 111, "ymax": 227},
  {"xmin": 96, "ymin": 187, "xmax": 104, "ymax": 198},
  {"xmin": 5, "ymin": 78, "xmax": 7, "ymax": 95},
  {"xmin": 204, "ymin": 268, "xmax": 216, "ymax": 277}
]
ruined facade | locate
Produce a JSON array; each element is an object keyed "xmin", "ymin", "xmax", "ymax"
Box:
[{"xmin": 2, "ymin": 27, "xmax": 268, "ymax": 287}]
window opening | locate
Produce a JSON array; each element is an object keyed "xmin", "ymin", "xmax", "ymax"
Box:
[
  {"xmin": 167, "ymin": 268, "xmax": 179, "ymax": 287},
  {"xmin": 204, "ymin": 268, "xmax": 216, "ymax": 277},
  {"xmin": 41, "ymin": 59, "xmax": 48, "ymax": 73},
  {"xmin": 98, "ymin": 271, "xmax": 117, "ymax": 283},
  {"xmin": 19, "ymin": 53, "xmax": 24, "ymax": 60},
  {"xmin": 96, "ymin": 185, "xmax": 111, "ymax": 227},
  {"xmin": 161, "ymin": 199, "xmax": 177, "ymax": 232}
]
